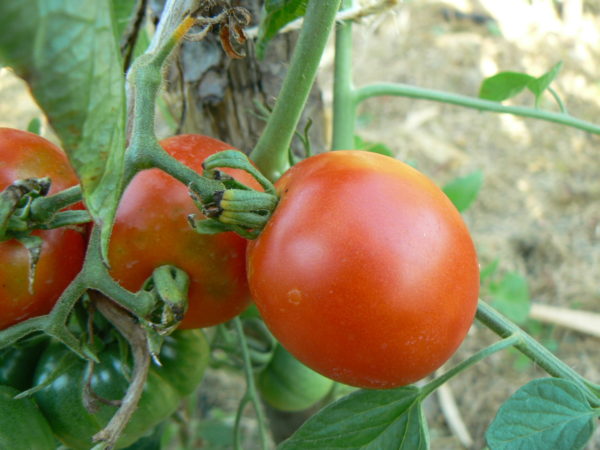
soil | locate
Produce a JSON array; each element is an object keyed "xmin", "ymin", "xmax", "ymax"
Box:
[{"xmin": 1, "ymin": 0, "xmax": 599, "ymax": 448}]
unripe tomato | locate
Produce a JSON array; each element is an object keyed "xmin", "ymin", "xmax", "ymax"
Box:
[
  {"xmin": 109, "ymin": 134, "xmax": 258, "ymax": 329},
  {"xmin": 0, "ymin": 336, "xmax": 48, "ymax": 390},
  {"xmin": 0, "ymin": 385, "xmax": 56, "ymax": 449},
  {"xmin": 34, "ymin": 329, "xmax": 209, "ymax": 449},
  {"xmin": 0, "ymin": 128, "xmax": 86, "ymax": 330},
  {"xmin": 247, "ymin": 151, "xmax": 479, "ymax": 389},
  {"xmin": 258, "ymin": 344, "xmax": 333, "ymax": 412}
]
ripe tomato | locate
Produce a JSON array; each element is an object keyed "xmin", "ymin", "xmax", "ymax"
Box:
[
  {"xmin": 0, "ymin": 128, "xmax": 86, "ymax": 330},
  {"xmin": 109, "ymin": 134, "xmax": 258, "ymax": 329},
  {"xmin": 247, "ymin": 151, "xmax": 479, "ymax": 389}
]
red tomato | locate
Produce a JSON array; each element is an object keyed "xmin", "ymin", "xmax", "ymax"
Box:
[
  {"xmin": 109, "ymin": 134, "xmax": 257, "ymax": 329},
  {"xmin": 0, "ymin": 128, "xmax": 86, "ymax": 330},
  {"xmin": 247, "ymin": 151, "xmax": 479, "ymax": 389}
]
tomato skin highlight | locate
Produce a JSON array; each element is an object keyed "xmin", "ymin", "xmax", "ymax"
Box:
[
  {"xmin": 247, "ymin": 151, "xmax": 480, "ymax": 389},
  {"xmin": 109, "ymin": 134, "xmax": 257, "ymax": 329},
  {"xmin": 0, "ymin": 128, "xmax": 86, "ymax": 330}
]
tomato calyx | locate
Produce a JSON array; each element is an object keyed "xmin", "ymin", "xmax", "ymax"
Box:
[
  {"xmin": 1, "ymin": 179, "xmax": 88, "ymax": 239},
  {"xmin": 138, "ymin": 265, "xmax": 190, "ymax": 348},
  {"xmin": 189, "ymin": 149, "xmax": 279, "ymax": 239},
  {"xmin": 0, "ymin": 177, "xmax": 51, "ymax": 239}
]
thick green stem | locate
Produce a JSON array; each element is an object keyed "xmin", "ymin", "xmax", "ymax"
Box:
[
  {"xmin": 0, "ymin": 316, "xmax": 47, "ymax": 351},
  {"xmin": 476, "ymin": 300, "xmax": 599, "ymax": 404},
  {"xmin": 83, "ymin": 226, "xmax": 154, "ymax": 318},
  {"xmin": 250, "ymin": 0, "xmax": 342, "ymax": 181},
  {"xmin": 355, "ymin": 83, "xmax": 600, "ymax": 135},
  {"xmin": 331, "ymin": 0, "xmax": 356, "ymax": 150},
  {"xmin": 148, "ymin": 143, "xmax": 225, "ymax": 201}
]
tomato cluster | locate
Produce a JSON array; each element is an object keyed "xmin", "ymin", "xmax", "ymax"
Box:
[
  {"xmin": 1, "ymin": 127, "xmax": 480, "ymax": 446},
  {"xmin": 0, "ymin": 130, "xmax": 251, "ymax": 447}
]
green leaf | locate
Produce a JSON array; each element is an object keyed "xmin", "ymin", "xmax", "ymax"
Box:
[
  {"xmin": 480, "ymin": 259, "xmax": 499, "ymax": 283},
  {"xmin": 486, "ymin": 378, "xmax": 597, "ymax": 450},
  {"xmin": 111, "ymin": 0, "xmax": 138, "ymax": 40},
  {"xmin": 489, "ymin": 272, "xmax": 531, "ymax": 324},
  {"xmin": 111, "ymin": 0, "xmax": 150, "ymax": 62},
  {"xmin": 256, "ymin": 0, "xmax": 308, "ymax": 59},
  {"xmin": 354, "ymin": 135, "xmax": 394, "ymax": 157},
  {"xmin": 527, "ymin": 61, "xmax": 563, "ymax": 107},
  {"xmin": 442, "ymin": 170, "xmax": 484, "ymax": 212},
  {"xmin": 280, "ymin": 387, "xmax": 429, "ymax": 449},
  {"xmin": 479, "ymin": 72, "xmax": 534, "ymax": 102},
  {"xmin": 26, "ymin": 118, "xmax": 42, "ymax": 135},
  {"xmin": 0, "ymin": 0, "xmax": 127, "ymax": 260}
]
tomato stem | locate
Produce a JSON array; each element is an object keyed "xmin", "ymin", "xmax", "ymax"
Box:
[
  {"xmin": 232, "ymin": 317, "xmax": 270, "ymax": 450},
  {"xmin": 92, "ymin": 294, "xmax": 151, "ymax": 448},
  {"xmin": 331, "ymin": 0, "xmax": 357, "ymax": 150},
  {"xmin": 419, "ymin": 334, "xmax": 519, "ymax": 399},
  {"xmin": 250, "ymin": 0, "xmax": 343, "ymax": 181},
  {"xmin": 476, "ymin": 300, "xmax": 600, "ymax": 406},
  {"xmin": 355, "ymin": 82, "xmax": 600, "ymax": 136}
]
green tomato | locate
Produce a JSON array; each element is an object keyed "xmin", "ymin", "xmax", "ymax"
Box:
[
  {"xmin": 0, "ymin": 385, "xmax": 56, "ymax": 449},
  {"xmin": 34, "ymin": 329, "xmax": 209, "ymax": 449},
  {"xmin": 0, "ymin": 336, "xmax": 48, "ymax": 390},
  {"xmin": 258, "ymin": 344, "xmax": 334, "ymax": 412}
]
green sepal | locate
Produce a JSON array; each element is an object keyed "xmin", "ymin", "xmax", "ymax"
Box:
[
  {"xmin": 219, "ymin": 210, "xmax": 271, "ymax": 228},
  {"xmin": 219, "ymin": 189, "xmax": 278, "ymax": 212},
  {"xmin": 203, "ymin": 150, "xmax": 277, "ymax": 195},
  {"xmin": 139, "ymin": 265, "xmax": 190, "ymax": 336},
  {"xmin": 0, "ymin": 178, "xmax": 51, "ymax": 238},
  {"xmin": 188, "ymin": 216, "xmax": 232, "ymax": 235}
]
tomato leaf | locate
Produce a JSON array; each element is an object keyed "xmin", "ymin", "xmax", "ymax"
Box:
[
  {"xmin": 26, "ymin": 118, "xmax": 42, "ymax": 135},
  {"xmin": 280, "ymin": 386, "xmax": 429, "ymax": 449},
  {"xmin": 354, "ymin": 135, "xmax": 395, "ymax": 157},
  {"xmin": 479, "ymin": 62, "xmax": 564, "ymax": 109},
  {"xmin": 489, "ymin": 272, "xmax": 531, "ymax": 324},
  {"xmin": 111, "ymin": 0, "xmax": 151, "ymax": 63},
  {"xmin": 486, "ymin": 378, "xmax": 597, "ymax": 450},
  {"xmin": 0, "ymin": 0, "xmax": 126, "ymax": 259},
  {"xmin": 479, "ymin": 72, "xmax": 534, "ymax": 102},
  {"xmin": 256, "ymin": 0, "xmax": 308, "ymax": 59},
  {"xmin": 527, "ymin": 61, "xmax": 563, "ymax": 108},
  {"xmin": 442, "ymin": 170, "xmax": 484, "ymax": 212},
  {"xmin": 480, "ymin": 259, "xmax": 499, "ymax": 283},
  {"xmin": 111, "ymin": 0, "xmax": 139, "ymax": 41}
]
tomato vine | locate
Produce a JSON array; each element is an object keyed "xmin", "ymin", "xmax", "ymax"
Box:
[{"xmin": 0, "ymin": 0, "xmax": 599, "ymax": 448}]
